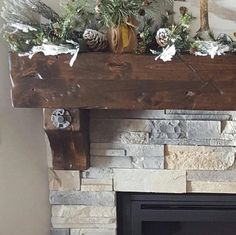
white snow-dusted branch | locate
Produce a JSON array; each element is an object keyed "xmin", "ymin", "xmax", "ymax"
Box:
[
  {"xmin": 19, "ymin": 42, "xmax": 80, "ymax": 67},
  {"xmin": 9, "ymin": 23, "xmax": 37, "ymax": 32},
  {"xmin": 194, "ymin": 41, "xmax": 231, "ymax": 59}
]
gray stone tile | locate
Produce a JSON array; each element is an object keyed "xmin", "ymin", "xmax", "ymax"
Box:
[
  {"xmin": 90, "ymin": 149, "xmax": 126, "ymax": 157},
  {"xmin": 187, "ymin": 121, "xmax": 221, "ymax": 139},
  {"xmin": 222, "ymin": 121, "xmax": 236, "ymax": 134},
  {"xmin": 150, "ymin": 120, "xmax": 187, "ymax": 140},
  {"xmin": 90, "ymin": 119, "xmax": 151, "ymax": 133},
  {"xmin": 164, "ymin": 114, "xmax": 231, "ymax": 121},
  {"xmin": 90, "ymin": 131, "xmax": 149, "ymax": 144},
  {"xmin": 51, "ymin": 229, "xmax": 70, "ymax": 235},
  {"xmin": 50, "ymin": 191, "xmax": 115, "ymax": 206},
  {"xmin": 91, "ymin": 155, "xmax": 164, "ymax": 169},
  {"xmin": 90, "ymin": 143, "xmax": 164, "ymax": 157},
  {"xmin": 90, "ymin": 110, "xmax": 165, "ymax": 119},
  {"xmin": 187, "ymin": 170, "xmax": 236, "ymax": 182},
  {"xmin": 188, "ymin": 181, "xmax": 236, "ymax": 194},
  {"xmin": 81, "ymin": 168, "xmax": 113, "ymax": 179}
]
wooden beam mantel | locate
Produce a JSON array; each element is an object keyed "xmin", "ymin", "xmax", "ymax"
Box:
[
  {"xmin": 9, "ymin": 52, "xmax": 236, "ymax": 170},
  {"xmin": 10, "ymin": 53, "xmax": 236, "ymax": 110}
]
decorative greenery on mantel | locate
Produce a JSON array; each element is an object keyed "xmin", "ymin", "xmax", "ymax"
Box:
[{"xmin": 1, "ymin": 0, "xmax": 236, "ymax": 66}]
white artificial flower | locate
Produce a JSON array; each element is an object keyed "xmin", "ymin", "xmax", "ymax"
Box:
[
  {"xmin": 155, "ymin": 44, "xmax": 176, "ymax": 62},
  {"xmin": 208, "ymin": 45, "xmax": 219, "ymax": 59}
]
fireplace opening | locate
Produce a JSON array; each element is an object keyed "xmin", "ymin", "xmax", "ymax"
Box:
[{"xmin": 117, "ymin": 193, "xmax": 236, "ymax": 235}]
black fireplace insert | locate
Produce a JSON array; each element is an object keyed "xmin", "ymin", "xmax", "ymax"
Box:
[{"xmin": 117, "ymin": 193, "xmax": 236, "ymax": 235}]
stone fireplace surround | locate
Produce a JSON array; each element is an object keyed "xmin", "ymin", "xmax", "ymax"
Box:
[{"xmin": 49, "ymin": 109, "xmax": 236, "ymax": 235}]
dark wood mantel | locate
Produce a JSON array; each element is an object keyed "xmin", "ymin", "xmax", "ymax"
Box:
[
  {"xmin": 10, "ymin": 52, "xmax": 236, "ymax": 110},
  {"xmin": 9, "ymin": 52, "xmax": 236, "ymax": 170}
]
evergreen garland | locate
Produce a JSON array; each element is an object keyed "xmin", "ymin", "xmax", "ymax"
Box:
[
  {"xmin": 169, "ymin": 12, "xmax": 195, "ymax": 53},
  {"xmin": 1, "ymin": 0, "xmax": 235, "ymax": 63},
  {"xmin": 98, "ymin": 0, "xmax": 142, "ymax": 27},
  {"xmin": 59, "ymin": 0, "xmax": 96, "ymax": 40}
]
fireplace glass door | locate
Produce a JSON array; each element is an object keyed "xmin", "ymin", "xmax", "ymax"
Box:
[{"xmin": 117, "ymin": 193, "xmax": 236, "ymax": 235}]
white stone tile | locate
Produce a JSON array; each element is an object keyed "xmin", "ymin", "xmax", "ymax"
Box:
[
  {"xmin": 71, "ymin": 229, "xmax": 116, "ymax": 235},
  {"xmin": 52, "ymin": 217, "xmax": 115, "ymax": 225},
  {"xmin": 113, "ymin": 169, "xmax": 186, "ymax": 193},
  {"xmin": 81, "ymin": 185, "xmax": 113, "ymax": 192},
  {"xmin": 188, "ymin": 181, "xmax": 236, "ymax": 194},
  {"xmin": 81, "ymin": 178, "xmax": 113, "ymax": 185},
  {"xmin": 52, "ymin": 223, "xmax": 117, "ymax": 229},
  {"xmin": 52, "ymin": 205, "xmax": 116, "ymax": 229}
]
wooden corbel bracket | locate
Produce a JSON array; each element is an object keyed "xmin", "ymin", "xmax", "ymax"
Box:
[{"xmin": 44, "ymin": 109, "xmax": 89, "ymax": 170}]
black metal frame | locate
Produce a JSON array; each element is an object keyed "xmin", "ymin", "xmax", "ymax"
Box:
[{"xmin": 117, "ymin": 193, "xmax": 236, "ymax": 235}]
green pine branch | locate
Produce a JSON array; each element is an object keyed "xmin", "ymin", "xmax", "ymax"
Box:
[{"xmin": 99, "ymin": 0, "xmax": 142, "ymax": 27}]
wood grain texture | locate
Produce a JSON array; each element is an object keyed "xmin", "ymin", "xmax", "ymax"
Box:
[
  {"xmin": 44, "ymin": 109, "xmax": 90, "ymax": 170},
  {"xmin": 10, "ymin": 52, "xmax": 236, "ymax": 110}
]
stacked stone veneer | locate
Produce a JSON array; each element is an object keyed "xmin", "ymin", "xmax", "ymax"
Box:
[{"xmin": 49, "ymin": 110, "xmax": 236, "ymax": 235}]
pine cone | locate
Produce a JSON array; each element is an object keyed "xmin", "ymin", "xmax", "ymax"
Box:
[
  {"xmin": 155, "ymin": 28, "xmax": 170, "ymax": 47},
  {"xmin": 83, "ymin": 29, "xmax": 108, "ymax": 51}
]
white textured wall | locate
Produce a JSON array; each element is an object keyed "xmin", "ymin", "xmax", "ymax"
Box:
[{"xmin": 0, "ymin": 0, "xmax": 51, "ymax": 234}]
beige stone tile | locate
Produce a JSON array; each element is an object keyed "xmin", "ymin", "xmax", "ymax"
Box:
[
  {"xmin": 49, "ymin": 170, "xmax": 80, "ymax": 191},
  {"xmin": 165, "ymin": 145, "xmax": 235, "ymax": 170}
]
